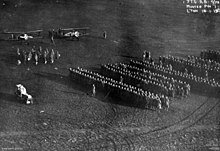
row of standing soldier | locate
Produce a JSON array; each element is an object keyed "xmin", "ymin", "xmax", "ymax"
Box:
[
  {"xmin": 69, "ymin": 67, "xmax": 170, "ymax": 111},
  {"xmin": 137, "ymin": 56, "xmax": 220, "ymax": 94},
  {"xmin": 17, "ymin": 46, "xmax": 60, "ymax": 65},
  {"xmin": 159, "ymin": 55, "xmax": 220, "ymax": 81},
  {"xmin": 188, "ymin": 55, "xmax": 220, "ymax": 70},
  {"xmin": 102, "ymin": 63, "xmax": 191, "ymax": 99},
  {"xmin": 200, "ymin": 50, "xmax": 220, "ymax": 63}
]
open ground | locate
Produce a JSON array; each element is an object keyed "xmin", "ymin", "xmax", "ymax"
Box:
[{"xmin": 0, "ymin": 0, "xmax": 219, "ymax": 150}]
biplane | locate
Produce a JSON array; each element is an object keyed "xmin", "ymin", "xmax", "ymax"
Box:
[
  {"xmin": 2, "ymin": 30, "xmax": 43, "ymax": 41},
  {"xmin": 48, "ymin": 27, "xmax": 90, "ymax": 42}
]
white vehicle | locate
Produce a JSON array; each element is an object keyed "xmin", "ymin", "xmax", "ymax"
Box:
[{"xmin": 15, "ymin": 84, "xmax": 33, "ymax": 104}]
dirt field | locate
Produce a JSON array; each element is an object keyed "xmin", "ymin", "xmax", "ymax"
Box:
[{"xmin": 0, "ymin": 0, "xmax": 219, "ymax": 150}]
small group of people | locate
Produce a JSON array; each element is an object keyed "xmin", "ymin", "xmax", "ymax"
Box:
[
  {"xmin": 16, "ymin": 46, "xmax": 61, "ymax": 65},
  {"xmin": 143, "ymin": 50, "xmax": 151, "ymax": 62},
  {"xmin": 69, "ymin": 67, "xmax": 170, "ymax": 111}
]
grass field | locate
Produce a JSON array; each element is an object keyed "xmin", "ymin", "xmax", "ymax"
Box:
[{"xmin": 0, "ymin": 0, "xmax": 219, "ymax": 150}]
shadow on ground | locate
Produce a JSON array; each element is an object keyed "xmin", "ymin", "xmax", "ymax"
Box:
[
  {"xmin": 0, "ymin": 53, "xmax": 17, "ymax": 66},
  {"xmin": 0, "ymin": 92, "xmax": 21, "ymax": 104},
  {"xmin": 34, "ymin": 71, "xmax": 153, "ymax": 111}
]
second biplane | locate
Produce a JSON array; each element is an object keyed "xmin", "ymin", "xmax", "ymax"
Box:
[{"xmin": 48, "ymin": 27, "xmax": 90, "ymax": 43}]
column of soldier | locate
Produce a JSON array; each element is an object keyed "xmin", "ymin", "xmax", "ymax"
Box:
[
  {"xmin": 141, "ymin": 51, "xmax": 220, "ymax": 94},
  {"xmin": 101, "ymin": 63, "xmax": 190, "ymax": 99},
  {"xmin": 69, "ymin": 67, "xmax": 169, "ymax": 110},
  {"xmin": 16, "ymin": 46, "xmax": 61, "ymax": 65},
  {"xmin": 160, "ymin": 55, "xmax": 220, "ymax": 81},
  {"xmin": 200, "ymin": 50, "xmax": 220, "ymax": 63},
  {"xmin": 120, "ymin": 62, "xmax": 190, "ymax": 98},
  {"xmin": 68, "ymin": 50, "xmax": 220, "ymax": 111},
  {"xmin": 132, "ymin": 59, "xmax": 219, "ymax": 93},
  {"xmin": 188, "ymin": 55, "xmax": 220, "ymax": 70}
]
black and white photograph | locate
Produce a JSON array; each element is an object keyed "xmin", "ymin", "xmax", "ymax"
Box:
[{"xmin": 0, "ymin": 0, "xmax": 219, "ymax": 150}]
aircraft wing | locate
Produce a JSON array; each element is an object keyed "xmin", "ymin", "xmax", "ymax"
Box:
[
  {"xmin": 79, "ymin": 33, "xmax": 90, "ymax": 36},
  {"xmin": 32, "ymin": 36, "xmax": 43, "ymax": 39},
  {"xmin": 26, "ymin": 30, "xmax": 43, "ymax": 33},
  {"xmin": 2, "ymin": 31, "xmax": 23, "ymax": 34},
  {"xmin": 62, "ymin": 27, "xmax": 90, "ymax": 31},
  {"xmin": 2, "ymin": 30, "xmax": 43, "ymax": 34}
]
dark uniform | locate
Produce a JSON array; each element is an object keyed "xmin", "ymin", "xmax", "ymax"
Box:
[
  {"xmin": 103, "ymin": 31, "xmax": 107, "ymax": 39},
  {"xmin": 56, "ymin": 50, "xmax": 61, "ymax": 59},
  {"xmin": 22, "ymin": 50, "xmax": 27, "ymax": 64}
]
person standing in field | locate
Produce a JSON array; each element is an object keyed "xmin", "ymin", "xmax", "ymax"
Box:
[
  {"xmin": 103, "ymin": 31, "xmax": 107, "ymax": 39},
  {"xmin": 92, "ymin": 84, "xmax": 96, "ymax": 96}
]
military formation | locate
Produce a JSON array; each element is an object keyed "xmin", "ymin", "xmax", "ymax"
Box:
[
  {"xmin": 101, "ymin": 63, "xmax": 190, "ymax": 99},
  {"xmin": 69, "ymin": 50, "xmax": 220, "ymax": 111},
  {"xmin": 200, "ymin": 50, "xmax": 220, "ymax": 63},
  {"xmin": 69, "ymin": 67, "xmax": 169, "ymax": 110},
  {"xmin": 16, "ymin": 46, "xmax": 61, "ymax": 65},
  {"xmin": 131, "ymin": 59, "xmax": 219, "ymax": 94},
  {"xmin": 160, "ymin": 55, "xmax": 220, "ymax": 82}
]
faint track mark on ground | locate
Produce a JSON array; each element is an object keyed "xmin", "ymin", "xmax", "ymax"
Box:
[{"xmin": 0, "ymin": 92, "xmax": 219, "ymax": 151}]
